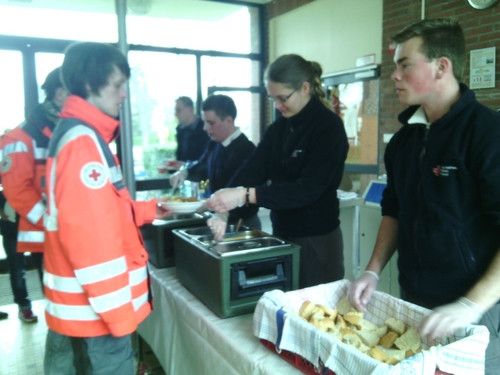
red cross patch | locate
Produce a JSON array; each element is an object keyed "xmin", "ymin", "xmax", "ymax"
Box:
[
  {"xmin": 80, "ymin": 162, "xmax": 108, "ymax": 189},
  {"xmin": 0, "ymin": 155, "xmax": 12, "ymax": 173},
  {"xmin": 432, "ymin": 165, "xmax": 441, "ymax": 176}
]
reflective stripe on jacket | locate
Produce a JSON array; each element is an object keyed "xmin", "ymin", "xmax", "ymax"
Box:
[
  {"xmin": 0, "ymin": 114, "xmax": 52, "ymax": 253},
  {"xmin": 44, "ymin": 102, "xmax": 156, "ymax": 337}
]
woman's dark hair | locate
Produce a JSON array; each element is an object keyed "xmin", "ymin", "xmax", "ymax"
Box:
[
  {"xmin": 61, "ymin": 42, "xmax": 130, "ymax": 99},
  {"xmin": 202, "ymin": 95, "xmax": 237, "ymax": 121},
  {"xmin": 265, "ymin": 54, "xmax": 330, "ymax": 109}
]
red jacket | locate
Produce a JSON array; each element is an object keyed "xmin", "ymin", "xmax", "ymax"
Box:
[
  {"xmin": 0, "ymin": 104, "xmax": 56, "ymax": 253},
  {"xmin": 44, "ymin": 95, "xmax": 156, "ymax": 337}
]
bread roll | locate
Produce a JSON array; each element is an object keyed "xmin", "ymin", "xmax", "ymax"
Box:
[
  {"xmin": 380, "ymin": 331, "xmax": 399, "ymax": 349},
  {"xmin": 328, "ymin": 328, "xmax": 343, "ymax": 341},
  {"xmin": 322, "ymin": 317, "xmax": 335, "ymax": 331},
  {"xmin": 368, "ymin": 347, "xmax": 388, "ymax": 362},
  {"xmin": 394, "ymin": 326, "xmax": 421, "ymax": 352},
  {"xmin": 386, "ymin": 356, "xmax": 401, "ymax": 365},
  {"xmin": 318, "ymin": 304, "xmax": 338, "ymax": 320},
  {"xmin": 383, "ymin": 348, "xmax": 405, "ymax": 361},
  {"xmin": 374, "ymin": 325, "xmax": 388, "ymax": 338},
  {"xmin": 344, "ymin": 311, "xmax": 364, "ymax": 326},
  {"xmin": 337, "ymin": 296, "xmax": 354, "ymax": 315},
  {"xmin": 335, "ymin": 314, "xmax": 347, "ymax": 330},
  {"xmin": 385, "ymin": 317, "xmax": 406, "ymax": 335},
  {"xmin": 355, "ymin": 329, "xmax": 380, "ymax": 348},
  {"xmin": 311, "ymin": 305, "xmax": 325, "ymax": 317},
  {"xmin": 299, "ymin": 301, "xmax": 315, "ymax": 320},
  {"xmin": 342, "ymin": 330, "xmax": 362, "ymax": 348},
  {"xmin": 356, "ymin": 318, "xmax": 379, "ymax": 332}
]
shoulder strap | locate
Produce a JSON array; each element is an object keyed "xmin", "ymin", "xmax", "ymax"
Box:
[{"xmin": 49, "ymin": 118, "xmax": 125, "ymax": 190}]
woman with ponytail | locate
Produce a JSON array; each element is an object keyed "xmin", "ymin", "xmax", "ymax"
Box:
[{"xmin": 206, "ymin": 54, "xmax": 349, "ymax": 288}]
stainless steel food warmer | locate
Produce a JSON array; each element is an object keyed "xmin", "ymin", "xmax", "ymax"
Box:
[{"xmin": 172, "ymin": 225, "xmax": 300, "ymax": 318}]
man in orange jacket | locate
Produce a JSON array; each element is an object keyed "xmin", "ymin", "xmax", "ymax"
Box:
[
  {"xmin": 43, "ymin": 42, "xmax": 172, "ymax": 374},
  {"xmin": 0, "ymin": 67, "xmax": 67, "ymax": 323}
]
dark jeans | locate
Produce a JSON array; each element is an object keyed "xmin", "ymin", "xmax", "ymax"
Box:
[
  {"xmin": 288, "ymin": 227, "xmax": 344, "ymax": 289},
  {"xmin": 401, "ymin": 288, "xmax": 500, "ymax": 375},
  {"xmin": 3, "ymin": 235, "xmax": 43, "ymax": 309}
]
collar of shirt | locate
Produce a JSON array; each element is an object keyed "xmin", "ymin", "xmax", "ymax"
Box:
[
  {"xmin": 221, "ymin": 127, "xmax": 241, "ymax": 147},
  {"xmin": 408, "ymin": 106, "xmax": 431, "ymax": 128}
]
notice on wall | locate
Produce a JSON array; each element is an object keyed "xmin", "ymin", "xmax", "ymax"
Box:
[{"xmin": 470, "ymin": 47, "xmax": 496, "ymax": 89}]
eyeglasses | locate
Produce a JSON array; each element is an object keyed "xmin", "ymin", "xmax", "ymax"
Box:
[{"xmin": 267, "ymin": 89, "xmax": 296, "ymax": 104}]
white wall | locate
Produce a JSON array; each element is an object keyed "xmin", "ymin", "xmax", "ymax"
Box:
[{"xmin": 269, "ymin": 0, "xmax": 383, "ymax": 75}]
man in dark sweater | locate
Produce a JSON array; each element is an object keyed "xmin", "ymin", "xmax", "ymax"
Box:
[
  {"xmin": 170, "ymin": 95, "xmax": 260, "ymax": 229},
  {"xmin": 349, "ymin": 18, "xmax": 500, "ymax": 374},
  {"xmin": 174, "ymin": 96, "xmax": 210, "ymax": 165}
]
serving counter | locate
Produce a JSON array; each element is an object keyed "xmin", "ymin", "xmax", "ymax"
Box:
[{"xmin": 138, "ymin": 264, "xmax": 303, "ymax": 375}]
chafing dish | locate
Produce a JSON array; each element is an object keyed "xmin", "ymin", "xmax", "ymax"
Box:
[
  {"xmin": 140, "ymin": 212, "xmax": 210, "ymax": 268},
  {"xmin": 173, "ymin": 225, "xmax": 300, "ymax": 318}
]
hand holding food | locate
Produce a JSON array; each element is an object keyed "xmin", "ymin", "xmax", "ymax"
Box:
[
  {"xmin": 205, "ymin": 187, "xmax": 244, "ymax": 213},
  {"xmin": 419, "ymin": 297, "xmax": 484, "ymax": 340},
  {"xmin": 348, "ymin": 271, "xmax": 380, "ymax": 312}
]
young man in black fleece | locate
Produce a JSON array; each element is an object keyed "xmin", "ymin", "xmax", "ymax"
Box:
[{"xmin": 349, "ymin": 18, "xmax": 500, "ymax": 374}]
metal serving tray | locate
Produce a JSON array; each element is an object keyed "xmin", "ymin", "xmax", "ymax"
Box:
[{"xmin": 140, "ymin": 212, "xmax": 209, "ymax": 268}]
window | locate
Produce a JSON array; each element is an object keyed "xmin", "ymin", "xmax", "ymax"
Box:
[
  {"xmin": 0, "ymin": 0, "xmax": 265, "ymax": 193},
  {"xmin": 127, "ymin": 2, "xmax": 258, "ymax": 54},
  {"xmin": 128, "ymin": 51, "xmax": 197, "ymax": 180},
  {"xmin": 35, "ymin": 53, "xmax": 65, "ymax": 101},
  {"xmin": 0, "ymin": 50, "xmax": 24, "ymax": 133},
  {"xmin": 0, "ymin": 3, "xmax": 117, "ymax": 42}
]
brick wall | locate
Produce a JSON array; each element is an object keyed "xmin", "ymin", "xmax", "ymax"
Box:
[{"xmin": 380, "ymin": 0, "xmax": 500, "ymax": 172}]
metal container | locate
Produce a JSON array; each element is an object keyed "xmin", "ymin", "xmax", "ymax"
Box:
[
  {"xmin": 173, "ymin": 226, "xmax": 300, "ymax": 318},
  {"xmin": 140, "ymin": 213, "xmax": 209, "ymax": 268}
]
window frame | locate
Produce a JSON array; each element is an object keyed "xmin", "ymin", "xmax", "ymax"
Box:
[{"xmin": 0, "ymin": 0, "xmax": 267, "ymax": 193}]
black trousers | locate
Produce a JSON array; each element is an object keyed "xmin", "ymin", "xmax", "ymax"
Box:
[{"xmin": 288, "ymin": 226, "xmax": 344, "ymax": 289}]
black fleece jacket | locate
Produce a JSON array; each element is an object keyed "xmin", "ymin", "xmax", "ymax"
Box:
[
  {"xmin": 229, "ymin": 97, "xmax": 348, "ymax": 238},
  {"xmin": 382, "ymin": 84, "xmax": 500, "ymax": 306}
]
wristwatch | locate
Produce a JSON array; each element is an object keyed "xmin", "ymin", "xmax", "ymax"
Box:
[{"xmin": 468, "ymin": 0, "xmax": 498, "ymax": 9}]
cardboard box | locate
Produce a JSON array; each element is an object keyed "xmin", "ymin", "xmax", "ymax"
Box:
[{"xmin": 253, "ymin": 280, "xmax": 489, "ymax": 375}]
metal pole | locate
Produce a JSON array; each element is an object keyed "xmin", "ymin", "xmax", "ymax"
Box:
[{"xmin": 115, "ymin": 0, "xmax": 136, "ymax": 198}]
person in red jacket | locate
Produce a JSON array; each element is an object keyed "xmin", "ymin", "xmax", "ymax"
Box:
[
  {"xmin": 0, "ymin": 67, "xmax": 67, "ymax": 323},
  {"xmin": 43, "ymin": 42, "xmax": 172, "ymax": 374}
]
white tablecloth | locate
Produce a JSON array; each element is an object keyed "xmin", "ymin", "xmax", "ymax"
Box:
[{"xmin": 137, "ymin": 265, "xmax": 303, "ymax": 375}]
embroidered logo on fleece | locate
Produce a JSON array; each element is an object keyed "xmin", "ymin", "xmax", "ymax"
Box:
[
  {"xmin": 0, "ymin": 156, "xmax": 12, "ymax": 173},
  {"xmin": 432, "ymin": 165, "xmax": 457, "ymax": 177},
  {"xmin": 81, "ymin": 162, "xmax": 108, "ymax": 189}
]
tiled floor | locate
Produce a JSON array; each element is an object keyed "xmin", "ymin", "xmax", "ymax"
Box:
[
  {"xmin": 0, "ymin": 300, "xmax": 166, "ymax": 375},
  {"xmin": 0, "ymin": 300, "xmax": 46, "ymax": 375}
]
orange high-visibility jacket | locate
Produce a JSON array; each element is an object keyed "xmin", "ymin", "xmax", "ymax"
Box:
[
  {"xmin": 44, "ymin": 95, "xmax": 157, "ymax": 337},
  {"xmin": 0, "ymin": 105, "xmax": 55, "ymax": 253}
]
